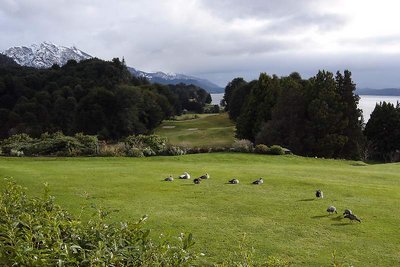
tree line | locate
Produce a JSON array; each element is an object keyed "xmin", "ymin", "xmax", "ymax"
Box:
[
  {"xmin": 223, "ymin": 71, "xmax": 369, "ymax": 160},
  {"xmin": 0, "ymin": 57, "xmax": 211, "ymax": 140}
]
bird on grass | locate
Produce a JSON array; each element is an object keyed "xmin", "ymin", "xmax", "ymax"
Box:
[
  {"xmin": 252, "ymin": 178, "xmax": 263, "ymax": 185},
  {"xmin": 179, "ymin": 172, "xmax": 191, "ymax": 179},
  {"xmin": 228, "ymin": 178, "xmax": 239, "ymax": 184},
  {"xmin": 193, "ymin": 178, "xmax": 201, "ymax": 184},
  {"xmin": 199, "ymin": 173, "xmax": 210, "ymax": 179},
  {"xmin": 164, "ymin": 175, "xmax": 174, "ymax": 181},
  {"xmin": 315, "ymin": 189, "xmax": 324, "ymax": 199},
  {"xmin": 343, "ymin": 209, "xmax": 352, "ymax": 216},
  {"xmin": 326, "ymin": 206, "xmax": 337, "ymax": 214},
  {"xmin": 344, "ymin": 213, "xmax": 361, "ymax": 223}
]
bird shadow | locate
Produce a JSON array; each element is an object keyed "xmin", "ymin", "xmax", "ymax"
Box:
[
  {"xmin": 330, "ymin": 216, "xmax": 343, "ymax": 221},
  {"xmin": 298, "ymin": 198, "xmax": 315, "ymax": 202},
  {"xmin": 310, "ymin": 215, "xmax": 328, "ymax": 219},
  {"xmin": 331, "ymin": 223, "xmax": 353, "ymax": 226}
]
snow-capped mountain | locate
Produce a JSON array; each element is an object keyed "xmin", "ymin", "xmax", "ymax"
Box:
[
  {"xmin": 1, "ymin": 41, "xmax": 92, "ymax": 68},
  {"xmin": 128, "ymin": 67, "xmax": 224, "ymax": 93},
  {"xmin": 2, "ymin": 42, "xmax": 224, "ymax": 93}
]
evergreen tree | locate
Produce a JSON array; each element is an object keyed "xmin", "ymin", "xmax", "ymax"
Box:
[
  {"xmin": 364, "ymin": 102, "xmax": 400, "ymax": 162},
  {"xmin": 336, "ymin": 70, "xmax": 364, "ymax": 159}
]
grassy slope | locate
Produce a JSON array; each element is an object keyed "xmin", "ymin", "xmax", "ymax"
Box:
[
  {"xmin": 154, "ymin": 113, "xmax": 235, "ymax": 148},
  {"xmin": 0, "ymin": 154, "xmax": 399, "ymax": 266}
]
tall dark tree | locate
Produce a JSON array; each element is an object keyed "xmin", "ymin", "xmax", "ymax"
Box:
[
  {"xmin": 222, "ymin": 77, "xmax": 247, "ymax": 112},
  {"xmin": 336, "ymin": 70, "xmax": 364, "ymax": 159},
  {"xmin": 364, "ymin": 102, "xmax": 400, "ymax": 162},
  {"xmin": 255, "ymin": 76, "xmax": 307, "ymax": 154},
  {"xmin": 236, "ymin": 73, "xmax": 281, "ymax": 141}
]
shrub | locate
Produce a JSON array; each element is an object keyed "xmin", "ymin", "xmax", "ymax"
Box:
[
  {"xmin": 0, "ymin": 132, "xmax": 99, "ymax": 156},
  {"xmin": 126, "ymin": 147, "xmax": 145, "ymax": 157},
  {"xmin": 0, "ymin": 133, "xmax": 33, "ymax": 155},
  {"xmin": 0, "ymin": 180, "xmax": 198, "ymax": 266},
  {"xmin": 254, "ymin": 144, "xmax": 269, "ymax": 154},
  {"xmin": 125, "ymin": 134, "xmax": 167, "ymax": 156},
  {"xmin": 232, "ymin": 139, "xmax": 254, "ymax": 153},
  {"xmin": 98, "ymin": 142, "xmax": 126, "ymax": 156},
  {"xmin": 10, "ymin": 149, "xmax": 24, "ymax": 157},
  {"xmin": 165, "ymin": 146, "xmax": 187, "ymax": 156},
  {"xmin": 267, "ymin": 145, "xmax": 285, "ymax": 155}
]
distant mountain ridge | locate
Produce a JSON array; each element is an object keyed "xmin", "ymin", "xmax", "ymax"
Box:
[
  {"xmin": 127, "ymin": 67, "xmax": 224, "ymax": 93},
  {"xmin": 2, "ymin": 42, "xmax": 92, "ymax": 68},
  {"xmin": 1, "ymin": 42, "xmax": 224, "ymax": 93},
  {"xmin": 356, "ymin": 88, "xmax": 400, "ymax": 96}
]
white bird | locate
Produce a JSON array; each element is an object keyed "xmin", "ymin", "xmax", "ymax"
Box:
[{"xmin": 179, "ymin": 172, "xmax": 191, "ymax": 179}]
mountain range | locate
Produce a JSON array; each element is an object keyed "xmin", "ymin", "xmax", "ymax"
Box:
[{"xmin": 1, "ymin": 42, "xmax": 224, "ymax": 93}]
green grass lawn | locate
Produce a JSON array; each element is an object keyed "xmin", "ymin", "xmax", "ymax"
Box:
[
  {"xmin": 154, "ymin": 113, "xmax": 235, "ymax": 148},
  {"xmin": 0, "ymin": 154, "xmax": 399, "ymax": 266}
]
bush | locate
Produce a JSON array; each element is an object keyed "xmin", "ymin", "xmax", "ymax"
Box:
[
  {"xmin": 254, "ymin": 144, "xmax": 270, "ymax": 154},
  {"xmin": 126, "ymin": 147, "xmax": 145, "ymax": 157},
  {"xmin": 165, "ymin": 146, "xmax": 187, "ymax": 156},
  {"xmin": 0, "ymin": 133, "xmax": 33, "ymax": 155},
  {"xmin": 267, "ymin": 145, "xmax": 285, "ymax": 155},
  {"xmin": 124, "ymin": 134, "xmax": 167, "ymax": 156},
  {"xmin": 0, "ymin": 180, "xmax": 198, "ymax": 266},
  {"xmin": 0, "ymin": 132, "xmax": 99, "ymax": 156},
  {"xmin": 98, "ymin": 142, "xmax": 126, "ymax": 156},
  {"xmin": 232, "ymin": 139, "xmax": 254, "ymax": 153}
]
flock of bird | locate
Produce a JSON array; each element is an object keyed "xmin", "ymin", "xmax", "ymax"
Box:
[
  {"xmin": 317, "ymin": 189, "xmax": 362, "ymax": 223},
  {"xmin": 164, "ymin": 172, "xmax": 263, "ymax": 185},
  {"xmin": 164, "ymin": 173, "xmax": 362, "ymax": 224}
]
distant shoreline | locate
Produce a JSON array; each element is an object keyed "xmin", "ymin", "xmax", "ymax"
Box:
[{"xmin": 356, "ymin": 88, "xmax": 400, "ymax": 96}]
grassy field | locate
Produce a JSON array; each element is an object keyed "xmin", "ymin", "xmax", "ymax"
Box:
[
  {"xmin": 0, "ymin": 154, "xmax": 399, "ymax": 266},
  {"xmin": 154, "ymin": 113, "xmax": 235, "ymax": 148}
]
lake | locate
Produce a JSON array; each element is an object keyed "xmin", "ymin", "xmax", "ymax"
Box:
[{"xmin": 211, "ymin": 93, "xmax": 400, "ymax": 122}]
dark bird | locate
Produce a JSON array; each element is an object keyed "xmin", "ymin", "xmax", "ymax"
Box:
[
  {"xmin": 164, "ymin": 175, "xmax": 174, "ymax": 181},
  {"xmin": 252, "ymin": 178, "xmax": 263, "ymax": 185},
  {"xmin": 344, "ymin": 213, "xmax": 361, "ymax": 223},
  {"xmin": 228, "ymin": 178, "xmax": 239, "ymax": 184},
  {"xmin": 315, "ymin": 189, "xmax": 324, "ymax": 199},
  {"xmin": 326, "ymin": 206, "xmax": 337, "ymax": 214},
  {"xmin": 199, "ymin": 173, "xmax": 210, "ymax": 179},
  {"xmin": 193, "ymin": 178, "xmax": 201, "ymax": 184},
  {"xmin": 343, "ymin": 209, "xmax": 352, "ymax": 216}
]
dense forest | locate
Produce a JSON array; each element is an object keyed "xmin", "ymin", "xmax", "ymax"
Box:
[
  {"xmin": 0, "ymin": 57, "xmax": 211, "ymax": 139},
  {"xmin": 223, "ymin": 70, "xmax": 400, "ymax": 161}
]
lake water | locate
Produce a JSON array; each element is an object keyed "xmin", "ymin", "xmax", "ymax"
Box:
[{"xmin": 211, "ymin": 93, "xmax": 400, "ymax": 122}]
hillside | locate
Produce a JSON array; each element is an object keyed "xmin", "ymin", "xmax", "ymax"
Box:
[
  {"xmin": 0, "ymin": 154, "xmax": 399, "ymax": 265},
  {"xmin": 155, "ymin": 113, "xmax": 235, "ymax": 148}
]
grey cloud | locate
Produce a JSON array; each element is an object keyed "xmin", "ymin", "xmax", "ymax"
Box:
[{"xmin": 0, "ymin": 0, "xmax": 399, "ymax": 89}]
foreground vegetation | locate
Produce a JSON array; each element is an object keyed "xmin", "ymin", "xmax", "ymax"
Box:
[{"xmin": 0, "ymin": 154, "xmax": 399, "ymax": 265}]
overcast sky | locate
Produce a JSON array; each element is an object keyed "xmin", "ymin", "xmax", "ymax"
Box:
[{"xmin": 2, "ymin": 0, "xmax": 400, "ymax": 88}]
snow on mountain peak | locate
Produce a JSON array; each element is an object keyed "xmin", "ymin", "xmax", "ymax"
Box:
[{"xmin": 1, "ymin": 42, "xmax": 92, "ymax": 68}]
